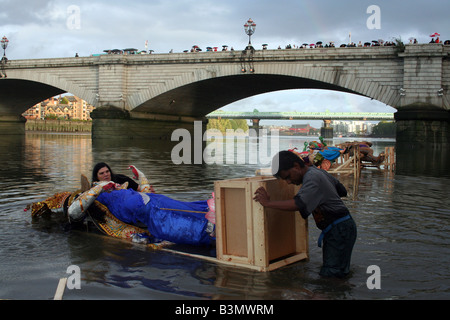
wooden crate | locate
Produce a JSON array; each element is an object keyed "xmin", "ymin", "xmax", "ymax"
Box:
[{"xmin": 214, "ymin": 176, "xmax": 308, "ymax": 271}]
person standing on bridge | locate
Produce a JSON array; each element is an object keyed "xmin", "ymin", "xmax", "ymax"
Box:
[{"xmin": 253, "ymin": 150, "xmax": 357, "ymax": 278}]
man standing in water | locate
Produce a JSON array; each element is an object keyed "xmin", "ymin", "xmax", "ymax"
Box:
[{"xmin": 253, "ymin": 150, "xmax": 357, "ymax": 278}]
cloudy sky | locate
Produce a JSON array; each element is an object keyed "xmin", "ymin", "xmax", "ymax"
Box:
[{"xmin": 2, "ymin": 0, "xmax": 448, "ymax": 125}]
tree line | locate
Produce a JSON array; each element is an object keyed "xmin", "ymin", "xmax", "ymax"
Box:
[
  {"xmin": 207, "ymin": 119, "xmax": 249, "ymax": 132},
  {"xmin": 371, "ymin": 121, "xmax": 396, "ymax": 137}
]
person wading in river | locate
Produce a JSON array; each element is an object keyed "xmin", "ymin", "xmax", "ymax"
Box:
[{"xmin": 253, "ymin": 150, "xmax": 357, "ymax": 278}]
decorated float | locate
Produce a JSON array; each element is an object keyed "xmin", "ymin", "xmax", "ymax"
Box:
[
  {"xmin": 286, "ymin": 137, "xmax": 394, "ymax": 174},
  {"xmin": 28, "ymin": 166, "xmax": 216, "ymax": 250}
]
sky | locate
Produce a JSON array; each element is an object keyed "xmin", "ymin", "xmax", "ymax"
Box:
[{"xmin": 1, "ymin": 0, "xmax": 448, "ymax": 126}]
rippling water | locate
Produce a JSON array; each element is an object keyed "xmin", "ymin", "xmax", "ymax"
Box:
[{"xmin": 0, "ymin": 133, "xmax": 449, "ymax": 300}]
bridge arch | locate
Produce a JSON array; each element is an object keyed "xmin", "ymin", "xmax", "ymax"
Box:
[
  {"xmin": 0, "ymin": 79, "xmax": 66, "ymax": 116},
  {"xmin": 0, "ymin": 75, "xmax": 96, "ymax": 116},
  {"xmin": 129, "ymin": 62, "xmax": 399, "ymax": 117}
]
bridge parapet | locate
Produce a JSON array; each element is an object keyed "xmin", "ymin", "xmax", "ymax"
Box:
[{"xmin": 6, "ymin": 45, "xmax": 399, "ymax": 66}]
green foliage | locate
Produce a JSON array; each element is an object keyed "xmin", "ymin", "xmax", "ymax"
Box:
[
  {"xmin": 230, "ymin": 119, "xmax": 249, "ymax": 131},
  {"xmin": 44, "ymin": 114, "xmax": 60, "ymax": 120},
  {"xmin": 394, "ymin": 37, "xmax": 405, "ymax": 53},
  {"xmin": 59, "ymin": 97, "xmax": 70, "ymax": 104},
  {"xmin": 207, "ymin": 118, "xmax": 249, "ymax": 133},
  {"xmin": 372, "ymin": 121, "xmax": 396, "ymax": 137},
  {"xmin": 207, "ymin": 119, "xmax": 231, "ymax": 132}
]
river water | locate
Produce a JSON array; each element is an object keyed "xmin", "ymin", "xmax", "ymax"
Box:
[{"xmin": 0, "ymin": 132, "xmax": 449, "ymax": 300}]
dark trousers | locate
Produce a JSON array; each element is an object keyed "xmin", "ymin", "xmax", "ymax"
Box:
[{"xmin": 320, "ymin": 217, "xmax": 357, "ymax": 278}]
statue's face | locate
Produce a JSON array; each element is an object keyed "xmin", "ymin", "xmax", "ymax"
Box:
[{"xmin": 97, "ymin": 166, "xmax": 111, "ymax": 182}]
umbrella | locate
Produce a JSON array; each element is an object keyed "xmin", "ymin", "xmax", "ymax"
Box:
[
  {"xmin": 430, "ymin": 32, "xmax": 440, "ymax": 37},
  {"xmin": 123, "ymin": 48, "xmax": 138, "ymax": 54}
]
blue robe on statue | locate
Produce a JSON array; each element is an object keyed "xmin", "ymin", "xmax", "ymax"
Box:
[
  {"xmin": 319, "ymin": 147, "xmax": 343, "ymax": 161},
  {"xmin": 96, "ymin": 189, "xmax": 212, "ymax": 246}
]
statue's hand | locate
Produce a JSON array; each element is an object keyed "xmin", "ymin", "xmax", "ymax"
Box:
[
  {"xmin": 129, "ymin": 165, "xmax": 153, "ymax": 193},
  {"xmin": 94, "ymin": 181, "xmax": 116, "ymax": 191},
  {"xmin": 129, "ymin": 165, "xmax": 140, "ymax": 179},
  {"xmin": 102, "ymin": 181, "xmax": 116, "ymax": 192}
]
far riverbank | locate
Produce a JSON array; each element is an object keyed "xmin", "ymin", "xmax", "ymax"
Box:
[
  {"xmin": 24, "ymin": 120, "xmax": 394, "ymax": 139},
  {"xmin": 25, "ymin": 119, "xmax": 92, "ymax": 133}
]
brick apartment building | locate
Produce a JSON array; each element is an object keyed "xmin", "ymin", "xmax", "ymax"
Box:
[
  {"xmin": 22, "ymin": 95, "xmax": 95, "ymax": 121},
  {"xmin": 289, "ymin": 124, "xmax": 312, "ymax": 135}
]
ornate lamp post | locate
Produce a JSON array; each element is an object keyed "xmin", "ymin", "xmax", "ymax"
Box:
[
  {"xmin": 1, "ymin": 36, "xmax": 9, "ymax": 59},
  {"xmin": 244, "ymin": 18, "xmax": 256, "ymax": 49}
]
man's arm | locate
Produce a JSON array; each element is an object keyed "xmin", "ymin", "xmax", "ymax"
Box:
[
  {"xmin": 253, "ymin": 187, "xmax": 299, "ymax": 211},
  {"xmin": 335, "ymin": 182, "xmax": 347, "ymax": 197},
  {"xmin": 322, "ymin": 169, "xmax": 347, "ymax": 197}
]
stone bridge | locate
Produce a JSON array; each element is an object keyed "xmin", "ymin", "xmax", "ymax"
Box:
[{"xmin": 1, "ymin": 43, "xmax": 449, "ymax": 145}]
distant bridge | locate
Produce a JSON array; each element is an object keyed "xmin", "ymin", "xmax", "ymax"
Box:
[{"xmin": 206, "ymin": 111, "xmax": 394, "ymax": 121}]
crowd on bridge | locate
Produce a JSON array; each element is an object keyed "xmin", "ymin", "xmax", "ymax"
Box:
[
  {"xmin": 185, "ymin": 33, "xmax": 448, "ymax": 52},
  {"xmin": 277, "ymin": 39, "xmax": 399, "ymax": 49},
  {"xmin": 90, "ymin": 33, "xmax": 447, "ymax": 57}
]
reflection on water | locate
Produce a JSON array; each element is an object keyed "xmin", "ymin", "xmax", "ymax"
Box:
[
  {"xmin": 0, "ymin": 133, "xmax": 449, "ymax": 300},
  {"xmin": 395, "ymin": 143, "xmax": 450, "ymax": 177}
]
